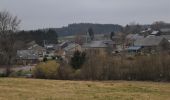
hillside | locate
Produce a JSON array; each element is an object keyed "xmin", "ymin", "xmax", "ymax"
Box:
[
  {"xmin": 55, "ymin": 23, "xmax": 123, "ymax": 36},
  {"xmin": 17, "ymin": 29, "xmax": 58, "ymax": 46},
  {"xmin": 16, "ymin": 23, "xmax": 123, "ymax": 45},
  {"xmin": 15, "ymin": 22, "xmax": 170, "ymax": 46},
  {"xmin": 0, "ymin": 78, "xmax": 170, "ymax": 100}
]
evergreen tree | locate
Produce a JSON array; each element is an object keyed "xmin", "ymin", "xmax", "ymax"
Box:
[
  {"xmin": 110, "ymin": 32, "xmax": 115, "ymax": 40},
  {"xmin": 70, "ymin": 51, "xmax": 86, "ymax": 69},
  {"xmin": 88, "ymin": 28, "xmax": 94, "ymax": 41}
]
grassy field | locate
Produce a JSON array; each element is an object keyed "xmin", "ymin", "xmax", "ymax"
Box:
[{"xmin": 0, "ymin": 78, "xmax": 170, "ymax": 100}]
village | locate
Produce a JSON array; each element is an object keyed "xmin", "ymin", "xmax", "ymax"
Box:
[
  {"xmin": 17, "ymin": 28, "xmax": 170, "ymax": 61},
  {"xmin": 2, "ymin": 0, "xmax": 170, "ymax": 99},
  {"xmin": 7, "ymin": 27, "xmax": 169, "ymax": 75}
]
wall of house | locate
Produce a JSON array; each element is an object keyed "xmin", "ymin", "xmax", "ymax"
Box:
[{"xmin": 85, "ymin": 48, "xmax": 107, "ymax": 56}]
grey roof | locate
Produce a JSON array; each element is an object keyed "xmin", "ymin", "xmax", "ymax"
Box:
[
  {"xmin": 102, "ymin": 40, "xmax": 116, "ymax": 45},
  {"xmin": 134, "ymin": 36, "xmax": 164, "ymax": 46},
  {"xmin": 126, "ymin": 46, "xmax": 141, "ymax": 51},
  {"xmin": 59, "ymin": 41, "xmax": 71, "ymax": 49},
  {"xmin": 126, "ymin": 34, "xmax": 144, "ymax": 40},
  {"xmin": 160, "ymin": 28, "xmax": 170, "ymax": 33},
  {"xmin": 151, "ymin": 31, "xmax": 159, "ymax": 35},
  {"xmin": 27, "ymin": 41, "xmax": 37, "ymax": 47},
  {"xmin": 17, "ymin": 50, "xmax": 39, "ymax": 60},
  {"xmin": 64, "ymin": 43, "xmax": 80, "ymax": 51},
  {"xmin": 28, "ymin": 44, "xmax": 45, "ymax": 51},
  {"xmin": 84, "ymin": 40, "xmax": 108, "ymax": 48},
  {"xmin": 161, "ymin": 35, "xmax": 170, "ymax": 40}
]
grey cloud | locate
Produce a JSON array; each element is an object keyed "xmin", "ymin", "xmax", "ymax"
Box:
[{"xmin": 0, "ymin": 0, "xmax": 170, "ymax": 30}]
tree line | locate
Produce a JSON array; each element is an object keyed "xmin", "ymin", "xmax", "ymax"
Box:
[
  {"xmin": 33, "ymin": 50, "xmax": 170, "ymax": 81},
  {"xmin": 17, "ymin": 29, "xmax": 58, "ymax": 46}
]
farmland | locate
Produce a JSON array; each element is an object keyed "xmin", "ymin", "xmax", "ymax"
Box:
[{"xmin": 0, "ymin": 78, "xmax": 170, "ymax": 100}]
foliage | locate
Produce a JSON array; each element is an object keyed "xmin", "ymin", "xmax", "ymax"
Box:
[
  {"xmin": 56, "ymin": 23, "xmax": 123, "ymax": 36},
  {"xmin": 31, "ymin": 52, "xmax": 170, "ymax": 81},
  {"xmin": 123, "ymin": 23, "xmax": 143, "ymax": 34},
  {"xmin": 88, "ymin": 28, "xmax": 95, "ymax": 40},
  {"xmin": 16, "ymin": 23, "xmax": 123, "ymax": 46},
  {"xmin": 110, "ymin": 31, "xmax": 115, "ymax": 40},
  {"xmin": 16, "ymin": 29, "xmax": 58, "ymax": 46},
  {"xmin": 0, "ymin": 10, "xmax": 21, "ymax": 76},
  {"xmin": 58, "ymin": 63, "xmax": 74, "ymax": 80},
  {"xmin": 33, "ymin": 61, "xmax": 60, "ymax": 79},
  {"xmin": 43, "ymin": 57, "xmax": 48, "ymax": 62},
  {"xmin": 80, "ymin": 53, "xmax": 170, "ymax": 81},
  {"xmin": 70, "ymin": 51, "xmax": 86, "ymax": 70},
  {"xmin": 9, "ymin": 70, "xmax": 32, "ymax": 77}
]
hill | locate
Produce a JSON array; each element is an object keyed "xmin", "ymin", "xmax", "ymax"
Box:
[
  {"xmin": 17, "ymin": 29, "xmax": 58, "ymax": 46},
  {"xmin": 16, "ymin": 22, "xmax": 170, "ymax": 46},
  {"xmin": 16, "ymin": 23, "xmax": 123, "ymax": 45},
  {"xmin": 0, "ymin": 78, "xmax": 170, "ymax": 100},
  {"xmin": 55, "ymin": 23, "xmax": 123, "ymax": 36}
]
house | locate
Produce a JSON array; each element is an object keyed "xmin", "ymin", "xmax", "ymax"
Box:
[
  {"xmin": 161, "ymin": 35, "xmax": 170, "ymax": 43},
  {"xmin": 125, "ymin": 46, "xmax": 142, "ymax": 54},
  {"xmin": 26, "ymin": 41, "xmax": 47, "ymax": 58},
  {"xmin": 64, "ymin": 43, "xmax": 81, "ymax": 52},
  {"xmin": 44, "ymin": 44, "xmax": 60, "ymax": 58},
  {"xmin": 56, "ymin": 42, "xmax": 82, "ymax": 57},
  {"xmin": 59, "ymin": 41, "xmax": 71, "ymax": 49},
  {"xmin": 83, "ymin": 40, "xmax": 109, "ymax": 55},
  {"xmin": 140, "ymin": 28, "xmax": 152, "ymax": 37},
  {"xmin": 160, "ymin": 28, "xmax": 170, "ymax": 35},
  {"xmin": 111, "ymin": 32, "xmax": 127, "ymax": 52},
  {"xmin": 45, "ymin": 44, "xmax": 55, "ymax": 50},
  {"xmin": 28, "ymin": 44, "xmax": 46, "ymax": 58},
  {"xmin": 125, "ymin": 34, "xmax": 144, "ymax": 46},
  {"xmin": 16, "ymin": 50, "xmax": 39, "ymax": 65},
  {"xmin": 150, "ymin": 31, "xmax": 161, "ymax": 36},
  {"xmin": 102, "ymin": 40, "xmax": 122, "ymax": 53},
  {"xmin": 134, "ymin": 36, "xmax": 170, "ymax": 53},
  {"xmin": 63, "ymin": 42, "xmax": 82, "ymax": 56},
  {"xmin": 55, "ymin": 50, "xmax": 66, "ymax": 59}
]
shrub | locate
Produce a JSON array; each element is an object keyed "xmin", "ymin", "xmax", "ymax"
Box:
[
  {"xmin": 80, "ymin": 52, "xmax": 170, "ymax": 81},
  {"xmin": 33, "ymin": 61, "xmax": 60, "ymax": 79},
  {"xmin": 58, "ymin": 63, "xmax": 74, "ymax": 80},
  {"xmin": 43, "ymin": 57, "xmax": 48, "ymax": 62},
  {"xmin": 0, "ymin": 73, "xmax": 6, "ymax": 77},
  {"xmin": 9, "ymin": 70, "xmax": 32, "ymax": 77},
  {"xmin": 32, "ymin": 52, "xmax": 170, "ymax": 81}
]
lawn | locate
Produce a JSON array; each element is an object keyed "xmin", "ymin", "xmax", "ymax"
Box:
[{"xmin": 0, "ymin": 78, "xmax": 170, "ymax": 100}]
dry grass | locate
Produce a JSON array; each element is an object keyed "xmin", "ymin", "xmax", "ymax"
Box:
[{"xmin": 0, "ymin": 78, "xmax": 170, "ymax": 100}]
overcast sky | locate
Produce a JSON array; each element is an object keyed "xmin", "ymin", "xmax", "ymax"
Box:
[{"xmin": 0, "ymin": 0, "xmax": 170, "ymax": 30}]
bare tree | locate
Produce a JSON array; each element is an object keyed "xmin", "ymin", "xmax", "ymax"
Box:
[{"xmin": 0, "ymin": 11, "xmax": 21, "ymax": 76}]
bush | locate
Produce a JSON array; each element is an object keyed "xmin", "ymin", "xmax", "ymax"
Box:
[
  {"xmin": 32, "ymin": 52, "xmax": 170, "ymax": 81},
  {"xmin": 43, "ymin": 57, "xmax": 48, "ymax": 62},
  {"xmin": 0, "ymin": 73, "xmax": 6, "ymax": 77},
  {"xmin": 58, "ymin": 63, "xmax": 74, "ymax": 80},
  {"xmin": 33, "ymin": 61, "xmax": 60, "ymax": 79},
  {"xmin": 80, "ymin": 53, "xmax": 170, "ymax": 81},
  {"xmin": 9, "ymin": 70, "xmax": 32, "ymax": 77},
  {"xmin": 81, "ymin": 55, "xmax": 112, "ymax": 80}
]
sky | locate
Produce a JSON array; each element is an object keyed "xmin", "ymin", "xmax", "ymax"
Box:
[{"xmin": 0, "ymin": 0, "xmax": 170, "ymax": 30}]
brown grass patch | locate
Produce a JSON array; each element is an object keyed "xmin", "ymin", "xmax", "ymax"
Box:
[{"xmin": 0, "ymin": 78, "xmax": 170, "ymax": 100}]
